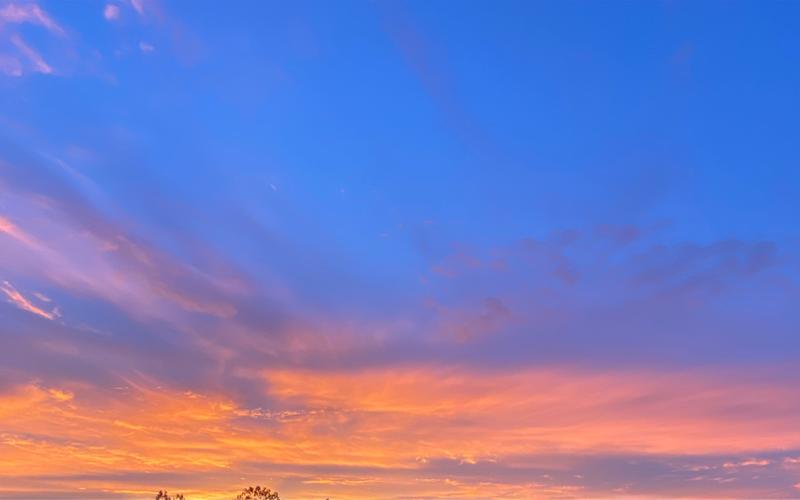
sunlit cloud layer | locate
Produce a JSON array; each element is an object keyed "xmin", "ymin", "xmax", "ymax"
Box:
[
  {"xmin": 2, "ymin": 1, "xmax": 800, "ymax": 499},
  {"xmin": 3, "ymin": 367, "xmax": 800, "ymax": 498}
]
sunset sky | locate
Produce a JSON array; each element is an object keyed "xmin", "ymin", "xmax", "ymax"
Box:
[{"xmin": 2, "ymin": 1, "xmax": 800, "ymax": 499}]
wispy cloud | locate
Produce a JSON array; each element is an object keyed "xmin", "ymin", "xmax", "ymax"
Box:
[
  {"xmin": 9, "ymin": 35, "xmax": 53, "ymax": 74},
  {"xmin": 264, "ymin": 365, "xmax": 800, "ymax": 456},
  {"xmin": 0, "ymin": 280, "xmax": 57, "ymax": 320},
  {"xmin": 0, "ymin": 3, "xmax": 65, "ymax": 78},
  {"xmin": 0, "ymin": 216, "xmax": 38, "ymax": 247},
  {"xmin": 129, "ymin": 0, "xmax": 145, "ymax": 16},
  {"xmin": 0, "ymin": 2, "xmax": 65, "ymax": 35},
  {"xmin": 0, "ymin": 157, "xmax": 243, "ymax": 326}
]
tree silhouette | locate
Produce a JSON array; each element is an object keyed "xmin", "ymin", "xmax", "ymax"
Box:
[
  {"xmin": 155, "ymin": 491, "xmax": 185, "ymax": 500},
  {"xmin": 234, "ymin": 486, "xmax": 281, "ymax": 500},
  {"xmin": 154, "ymin": 485, "xmax": 280, "ymax": 500}
]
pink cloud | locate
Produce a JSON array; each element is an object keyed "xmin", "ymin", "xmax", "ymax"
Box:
[
  {"xmin": 0, "ymin": 280, "xmax": 57, "ymax": 320},
  {"xmin": 129, "ymin": 0, "xmax": 145, "ymax": 16},
  {"xmin": 0, "ymin": 184, "xmax": 239, "ymax": 327},
  {"xmin": 264, "ymin": 365, "xmax": 800, "ymax": 457},
  {"xmin": 0, "ymin": 2, "xmax": 64, "ymax": 35},
  {"xmin": 10, "ymin": 34, "xmax": 53, "ymax": 75},
  {"xmin": 723, "ymin": 458, "xmax": 771, "ymax": 469},
  {"xmin": 103, "ymin": 4, "xmax": 120, "ymax": 21},
  {"xmin": 0, "ymin": 215, "xmax": 40, "ymax": 248}
]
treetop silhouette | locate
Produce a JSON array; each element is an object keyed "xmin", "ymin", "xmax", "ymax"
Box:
[{"xmin": 155, "ymin": 486, "xmax": 280, "ymax": 500}]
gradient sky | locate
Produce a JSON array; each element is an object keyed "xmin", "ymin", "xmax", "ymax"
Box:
[{"xmin": 2, "ymin": 1, "xmax": 800, "ymax": 499}]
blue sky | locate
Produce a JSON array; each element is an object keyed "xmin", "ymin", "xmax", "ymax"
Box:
[{"xmin": 2, "ymin": 1, "xmax": 800, "ymax": 499}]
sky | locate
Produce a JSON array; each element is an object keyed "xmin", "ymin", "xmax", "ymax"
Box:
[{"xmin": 1, "ymin": 0, "xmax": 800, "ymax": 498}]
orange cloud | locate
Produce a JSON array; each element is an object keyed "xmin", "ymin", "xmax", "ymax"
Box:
[
  {"xmin": 264, "ymin": 366, "xmax": 800, "ymax": 458},
  {"xmin": 2, "ymin": 365, "xmax": 799, "ymax": 499}
]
